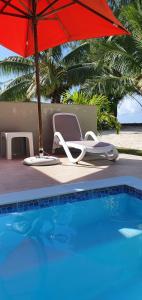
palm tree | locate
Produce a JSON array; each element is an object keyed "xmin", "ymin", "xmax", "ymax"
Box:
[
  {"xmin": 81, "ymin": 0, "xmax": 142, "ymax": 116},
  {"xmin": 0, "ymin": 43, "xmax": 95, "ymax": 103}
]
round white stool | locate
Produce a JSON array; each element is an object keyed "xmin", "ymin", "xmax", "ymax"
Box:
[{"xmin": 1, "ymin": 132, "xmax": 34, "ymax": 159}]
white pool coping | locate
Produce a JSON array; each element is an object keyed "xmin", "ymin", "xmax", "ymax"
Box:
[{"xmin": 0, "ymin": 176, "xmax": 142, "ymax": 206}]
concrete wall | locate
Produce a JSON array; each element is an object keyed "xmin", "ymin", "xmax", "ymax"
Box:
[{"xmin": 0, "ymin": 102, "xmax": 97, "ymax": 155}]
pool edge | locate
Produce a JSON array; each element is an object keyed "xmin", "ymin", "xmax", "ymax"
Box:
[{"xmin": 0, "ymin": 176, "xmax": 142, "ymax": 206}]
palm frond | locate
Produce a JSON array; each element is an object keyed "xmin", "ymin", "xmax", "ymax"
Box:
[
  {"xmin": 0, "ymin": 56, "xmax": 34, "ymax": 76},
  {"xmin": 0, "ymin": 73, "xmax": 33, "ymax": 101},
  {"xmin": 81, "ymin": 73, "xmax": 133, "ymax": 99},
  {"xmin": 63, "ymin": 42, "xmax": 90, "ymax": 65},
  {"xmin": 66, "ymin": 63, "xmax": 95, "ymax": 85},
  {"xmin": 108, "ymin": 0, "xmax": 133, "ymax": 13}
]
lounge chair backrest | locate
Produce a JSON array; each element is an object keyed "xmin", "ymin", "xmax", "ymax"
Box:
[{"xmin": 53, "ymin": 113, "xmax": 83, "ymax": 141}]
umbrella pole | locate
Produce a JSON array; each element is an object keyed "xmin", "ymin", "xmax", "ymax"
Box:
[{"xmin": 32, "ymin": 0, "xmax": 43, "ymax": 157}]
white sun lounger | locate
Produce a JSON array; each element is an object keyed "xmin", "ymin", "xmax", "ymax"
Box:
[{"xmin": 52, "ymin": 113, "xmax": 119, "ymax": 163}]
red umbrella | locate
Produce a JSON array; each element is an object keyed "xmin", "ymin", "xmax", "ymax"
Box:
[{"xmin": 0, "ymin": 0, "xmax": 129, "ymax": 159}]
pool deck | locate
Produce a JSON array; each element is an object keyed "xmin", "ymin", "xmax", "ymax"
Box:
[
  {"xmin": 0, "ymin": 153, "xmax": 142, "ymax": 195},
  {"xmin": 0, "ymin": 126, "xmax": 142, "ymax": 196}
]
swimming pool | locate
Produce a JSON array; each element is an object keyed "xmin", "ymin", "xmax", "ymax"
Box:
[{"xmin": 0, "ymin": 182, "xmax": 142, "ymax": 300}]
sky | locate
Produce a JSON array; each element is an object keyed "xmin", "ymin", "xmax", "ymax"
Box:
[
  {"xmin": 0, "ymin": 46, "xmax": 18, "ymax": 84},
  {"xmin": 118, "ymin": 94, "xmax": 142, "ymax": 124},
  {"xmin": 0, "ymin": 45, "xmax": 17, "ymax": 59}
]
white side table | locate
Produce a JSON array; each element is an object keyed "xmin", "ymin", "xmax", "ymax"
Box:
[{"xmin": 0, "ymin": 132, "xmax": 34, "ymax": 159}]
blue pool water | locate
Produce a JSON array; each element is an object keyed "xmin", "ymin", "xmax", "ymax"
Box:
[{"xmin": 0, "ymin": 187, "xmax": 142, "ymax": 299}]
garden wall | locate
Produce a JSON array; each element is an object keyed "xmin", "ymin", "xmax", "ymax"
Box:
[{"xmin": 0, "ymin": 102, "xmax": 97, "ymax": 156}]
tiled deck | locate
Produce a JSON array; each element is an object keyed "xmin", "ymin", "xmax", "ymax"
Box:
[
  {"xmin": 0, "ymin": 153, "xmax": 142, "ymax": 195},
  {"xmin": 1, "ymin": 126, "xmax": 142, "ymax": 195}
]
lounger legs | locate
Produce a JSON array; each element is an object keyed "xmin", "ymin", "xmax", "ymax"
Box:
[
  {"xmin": 105, "ymin": 147, "xmax": 118, "ymax": 161},
  {"xmin": 53, "ymin": 132, "xmax": 86, "ymax": 163},
  {"xmin": 65, "ymin": 147, "xmax": 86, "ymax": 163}
]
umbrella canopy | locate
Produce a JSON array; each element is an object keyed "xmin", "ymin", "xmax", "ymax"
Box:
[
  {"xmin": 0, "ymin": 0, "xmax": 129, "ymax": 155},
  {"xmin": 0, "ymin": 0, "xmax": 128, "ymax": 57}
]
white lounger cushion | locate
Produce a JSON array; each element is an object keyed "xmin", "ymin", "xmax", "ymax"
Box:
[{"xmin": 64, "ymin": 141, "xmax": 114, "ymax": 153}]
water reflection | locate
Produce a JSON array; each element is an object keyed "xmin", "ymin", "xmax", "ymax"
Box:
[
  {"xmin": 49, "ymin": 203, "xmax": 76, "ymax": 250},
  {"xmin": 0, "ymin": 202, "xmax": 76, "ymax": 299},
  {"xmin": 5, "ymin": 202, "xmax": 76, "ymax": 255}
]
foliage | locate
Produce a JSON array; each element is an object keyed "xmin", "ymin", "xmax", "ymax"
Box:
[
  {"xmin": 118, "ymin": 147, "xmax": 142, "ymax": 156},
  {"xmin": 108, "ymin": 0, "xmax": 134, "ymax": 13},
  {"xmin": 62, "ymin": 91, "xmax": 121, "ymax": 133},
  {"xmin": 0, "ymin": 43, "xmax": 95, "ymax": 102},
  {"xmin": 80, "ymin": 0, "xmax": 142, "ymax": 115}
]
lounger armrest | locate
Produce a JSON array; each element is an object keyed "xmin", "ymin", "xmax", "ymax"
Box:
[
  {"xmin": 54, "ymin": 131, "xmax": 66, "ymax": 145},
  {"xmin": 84, "ymin": 131, "xmax": 99, "ymax": 142},
  {"xmin": 52, "ymin": 131, "xmax": 67, "ymax": 153}
]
